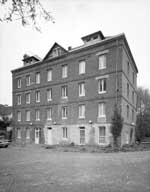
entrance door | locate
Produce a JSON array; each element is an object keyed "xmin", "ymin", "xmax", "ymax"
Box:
[
  {"xmin": 125, "ymin": 132, "xmax": 129, "ymax": 144},
  {"xmin": 47, "ymin": 127, "xmax": 52, "ymax": 145},
  {"xmin": 35, "ymin": 128, "xmax": 40, "ymax": 144}
]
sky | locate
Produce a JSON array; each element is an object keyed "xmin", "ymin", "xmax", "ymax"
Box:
[{"xmin": 0, "ymin": 0, "xmax": 149, "ymax": 106}]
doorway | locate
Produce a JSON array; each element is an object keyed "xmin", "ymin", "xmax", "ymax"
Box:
[
  {"xmin": 35, "ymin": 128, "xmax": 40, "ymax": 144},
  {"xmin": 47, "ymin": 127, "xmax": 52, "ymax": 145}
]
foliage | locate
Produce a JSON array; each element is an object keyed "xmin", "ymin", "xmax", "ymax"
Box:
[
  {"xmin": 136, "ymin": 110, "xmax": 150, "ymax": 142},
  {"xmin": 136, "ymin": 87, "xmax": 150, "ymax": 142},
  {"xmin": 0, "ymin": 0, "xmax": 55, "ymax": 31},
  {"xmin": 111, "ymin": 105, "xmax": 123, "ymax": 147},
  {"xmin": 0, "ymin": 116, "xmax": 12, "ymax": 130}
]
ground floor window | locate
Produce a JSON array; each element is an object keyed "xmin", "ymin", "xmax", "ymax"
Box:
[
  {"xmin": 26, "ymin": 128, "xmax": 30, "ymax": 139},
  {"xmin": 80, "ymin": 127, "xmax": 85, "ymax": 144},
  {"xmin": 62, "ymin": 127, "xmax": 68, "ymax": 138},
  {"xmin": 17, "ymin": 128, "xmax": 21, "ymax": 139},
  {"xmin": 99, "ymin": 126, "xmax": 106, "ymax": 143}
]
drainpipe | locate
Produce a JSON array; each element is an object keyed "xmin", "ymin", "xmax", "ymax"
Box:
[{"xmin": 115, "ymin": 40, "xmax": 119, "ymax": 107}]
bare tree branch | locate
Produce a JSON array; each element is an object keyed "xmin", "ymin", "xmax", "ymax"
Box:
[{"xmin": 0, "ymin": 0, "xmax": 55, "ymax": 31}]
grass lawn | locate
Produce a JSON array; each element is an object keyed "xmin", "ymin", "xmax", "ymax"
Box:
[{"xmin": 0, "ymin": 145, "xmax": 150, "ymax": 192}]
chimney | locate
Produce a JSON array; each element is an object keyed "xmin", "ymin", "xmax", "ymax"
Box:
[{"xmin": 68, "ymin": 46, "xmax": 72, "ymax": 51}]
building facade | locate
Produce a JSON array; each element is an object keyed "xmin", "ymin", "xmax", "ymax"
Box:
[{"xmin": 12, "ymin": 31, "xmax": 138, "ymax": 146}]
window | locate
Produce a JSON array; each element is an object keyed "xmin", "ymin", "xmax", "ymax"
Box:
[
  {"xmin": 79, "ymin": 104, "xmax": 85, "ymax": 119},
  {"xmin": 61, "ymin": 85, "xmax": 68, "ymax": 98},
  {"xmin": 25, "ymin": 93, "xmax": 30, "ymax": 104},
  {"xmin": 62, "ymin": 65, "xmax": 68, "ymax": 78},
  {"xmin": 47, "ymin": 69, "xmax": 52, "ymax": 82},
  {"xmin": 127, "ymin": 105, "xmax": 129, "ymax": 119},
  {"xmin": 127, "ymin": 83, "xmax": 129, "ymax": 98},
  {"xmin": 17, "ymin": 78, "xmax": 21, "ymax": 88},
  {"xmin": 17, "ymin": 94, "xmax": 21, "ymax": 105},
  {"xmin": 62, "ymin": 106, "xmax": 67, "ymax": 119},
  {"xmin": 80, "ymin": 127, "xmax": 85, "ymax": 144},
  {"xmin": 132, "ymin": 91, "xmax": 134, "ymax": 104},
  {"xmin": 47, "ymin": 89, "xmax": 52, "ymax": 101},
  {"xmin": 132, "ymin": 109, "xmax": 134, "ymax": 121},
  {"xmin": 62, "ymin": 127, "xmax": 68, "ymax": 138},
  {"xmin": 35, "ymin": 72, "xmax": 40, "ymax": 84},
  {"xmin": 35, "ymin": 110, "xmax": 40, "ymax": 121},
  {"xmin": 99, "ymin": 55, "xmax": 106, "ymax": 70},
  {"xmin": 79, "ymin": 60, "xmax": 86, "ymax": 74},
  {"xmin": 79, "ymin": 82, "xmax": 85, "ymax": 97},
  {"xmin": 132, "ymin": 72, "xmax": 135, "ymax": 84},
  {"xmin": 127, "ymin": 62, "xmax": 130, "ymax": 75},
  {"xmin": 26, "ymin": 110, "xmax": 30, "ymax": 121},
  {"xmin": 98, "ymin": 103, "xmax": 106, "ymax": 117},
  {"xmin": 17, "ymin": 128, "xmax": 21, "ymax": 139},
  {"xmin": 26, "ymin": 128, "xmax": 30, "ymax": 139},
  {"xmin": 35, "ymin": 91, "xmax": 40, "ymax": 102},
  {"xmin": 26, "ymin": 75, "xmax": 31, "ymax": 86},
  {"xmin": 99, "ymin": 126, "xmax": 106, "ymax": 143},
  {"xmin": 47, "ymin": 108, "xmax": 52, "ymax": 120},
  {"xmin": 98, "ymin": 78, "xmax": 106, "ymax": 93},
  {"xmin": 17, "ymin": 111, "xmax": 21, "ymax": 122}
]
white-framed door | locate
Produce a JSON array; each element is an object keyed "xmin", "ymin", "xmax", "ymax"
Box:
[
  {"xmin": 47, "ymin": 127, "xmax": 52, "ymax": 145},
  {"xmin": 35, "ymin": 128, "xmax": 40, "ymax": 144}
]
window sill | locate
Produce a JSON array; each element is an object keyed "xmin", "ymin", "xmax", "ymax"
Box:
[
  {"xmin": 98, "ymin": 91, "xmax": 106, "ymax": 94},
  {"xmin": 79, "ymin": 117, "xmax": 85, "ymax": 119}
]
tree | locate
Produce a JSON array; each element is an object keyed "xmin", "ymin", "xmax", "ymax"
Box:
[
  {"xmin": 136, "ymin": 87, "xmax": 150, "ymax": 142},
  {"xmin": 0, "ymin": 0, "xmax": 55, "ymax": 31},
  {"xmin": 111, "ymin": 105, "xmax": 124, "ymax": 147}
]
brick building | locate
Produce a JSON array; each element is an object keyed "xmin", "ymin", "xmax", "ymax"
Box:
[{"xmin": 12, "ymin": 31, "xmax": 138, "ymax": 146}]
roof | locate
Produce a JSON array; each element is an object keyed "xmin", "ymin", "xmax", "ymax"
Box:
[
  {"xmin": 81, "ymin": 30, "xmax": 105, "ymax": 41},
  {"xmin": 11, "ymin": 32, "xmax": 138, "ymax": 73},
  {"xmin": 43, "ymin": 42, "xmax": 68, "ymax": 61},
  {"xmin": 22, "ymin": 54, "xmax": 41, "ymax": 62}
]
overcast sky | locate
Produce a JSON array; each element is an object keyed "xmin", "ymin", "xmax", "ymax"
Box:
[{"xmin": 0, "ymin": 0, "xmax": 149, "ymax": 106}]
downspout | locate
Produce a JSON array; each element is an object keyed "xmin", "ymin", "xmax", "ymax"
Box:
[{"xmin": 115, "ymin": 40, "xmax": 119, "ymax": 107}]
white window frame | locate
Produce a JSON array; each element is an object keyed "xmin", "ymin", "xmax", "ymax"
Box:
[
  {"xmin": 99, "ymin": 54, "xmax": 106, "ymax": 70},
  {"xmin": 62, "ymin": 106, "xmax": 68, "ymax": 119},
  {"xmin": 47, "ymin": 108, "xmax": 52, "ymax": 120},
  {"xmin": 35, "ymin": 91, "xmax": 40, "ymax": 103},
  {"xmin": 79, "ymin": 127, "xmax": 85, "ymax": 145},
  {"xmin": 79, "ymin": 60, "xmax": 86, "ymax": 74},
  {"xmin": 61, "ymin": 85, "xmax": 68, "ymax": 99},
  {"xmin": 26, "ymin": 110, "xmax": 30, "ymax": 121},
  {"xmin": 98, "ymin": 103, "xmax": 106, "ymax": 118},
  {"xmin": 26, "ymin": 128, "xmax": 30, "ymax": 139},
  {"xmin": 17, "ymin": 94, "xmax": 21, "ymax": 105},
  {"xmin": 25, "ymin": 93, "xmax": 30, "ymax": 104},
  {"xmin": 17, "ymin": 78, "xmax": 21, "ymax": 88},
  {"xmin": 47, "ymin": 69, "xmax": 52, "ymax": 82},
  {"xmin": 17, "ymin": 111, "xmax": 21, "ymax": 122},
  {"xmin": 78, "ymin": 104, "xmax": 85, "ymax": 119},
  {"xmin": 47, "ymin": 89, "xmax": 52, "ymax": 101},
  {"xmin": 98, "ymin": 78, "xmax": 107, "ymax": 94},
  {"xmin": 99, "ymin": 126, "xmax": 106, "ymax": 144},
  {"xmin": 79, "ymin": 82, "xmax": 85, "ymax": 97},
  {"xmin": 35, "ymin": 109, "xmax": 40, "ymax": 121},
  {"xmin": 62, "ymin": 127, "xmax": 68, "ymax": 138},
  {"xmin": 17, "ymin": 128, "xmax": 21, "ymax": 139},
  {"xmin": 35, "ymin": 72, "xmax": 40, "ymax": 84},
  {"xmin": 62, "ymin": 65, "xmax": 68, "ymax": 78},
  {"xmin": 26, "ymin": 75, "xmax": 31, "ymax": 86}
]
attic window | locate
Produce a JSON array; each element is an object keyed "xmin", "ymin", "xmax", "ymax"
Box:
[
  {"xmin": 93, "ymin": 36, "xmax": 98, "ymax": 40},
  {"xmin": 52, "ymin": 47, "xmax": 62, "ymax": 57}
]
